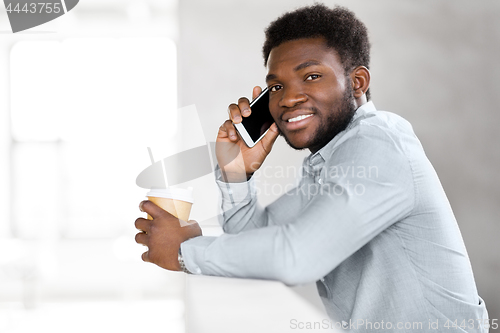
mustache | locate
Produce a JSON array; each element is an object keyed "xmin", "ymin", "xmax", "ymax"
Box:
[
  {"xmin": 284, "ymin": 106, "xmax": 319, "ymax": 115},
  {"xmin": 277, "ymin": 106, "xmax": 319, "ymax": 135}
]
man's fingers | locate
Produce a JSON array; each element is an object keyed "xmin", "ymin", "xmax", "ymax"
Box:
[
  {"xmin": 218, "ymin": 119, "xmax": 239, "ymax": 142},
  {"xmin": 238, "ymin": 97, "xmax": 251, "ymax": 117},
  {"xmin": 252, "ymin": 86, "xmax": 262, "ymax": 100},
  {"xmin": 135, "ymin": 232, "xmax": 148, "ymax": 246},
  {"xmin": 135, "ymin": 217, "xmax": 151, "ymax": 233},
  {"xmin": 141, "ymin": 251, "xmax": 150, "ymax": 262},
  {"xmin": 227, "ymin": 86, "xmax": 263, "ymax": 124},
  {"xmin": 140, "ymin": 200, "xmax": 166, "ymax": 220},
  {"xmin": 228, "ymin": 103, "xmax": 243, "ymax": 124},
  {"xmin": 259, "ymin": 122, "xmax": 280, "ymax": 155}
]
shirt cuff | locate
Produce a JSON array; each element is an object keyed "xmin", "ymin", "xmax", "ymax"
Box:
[
  {"xmin": 214, "ymin": 165, "xmax": 256, "ymax": 211},
  {"xmin": 181, "ymin": 236, "xmax": 218, "ymax": 275}
]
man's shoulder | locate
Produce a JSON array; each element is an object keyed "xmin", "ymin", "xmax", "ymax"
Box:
[
  {"xmin": 344, "ymin": 107, "xmax": 418, "ymax": 147},
  {"xmin": 330, "ymin": 107, "xmax": 421, "ymax": 159},
  {"xmin": 357, "ymin": 108, "xmax": 414, "ymax": 135},
  {"xmin": 318, "ymin": 103, "xmax": 422, "ymax": 161}
]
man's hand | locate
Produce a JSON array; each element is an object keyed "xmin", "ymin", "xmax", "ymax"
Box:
[
  {"xmin": 134, "ymin": 200, "xmax": 202, "ymax": 271},
  {"xmin": 216, "ymin": 86, "xmax": 280, "ymax": 182}
]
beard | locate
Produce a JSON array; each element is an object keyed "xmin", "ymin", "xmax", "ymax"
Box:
[{"xmin": 280, "ymin": 84, "xmax": 357, "ymax": 152}]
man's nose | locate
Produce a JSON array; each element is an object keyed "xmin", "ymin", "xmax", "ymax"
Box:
[{"xmin": 278, "ymin": 85, "xmax": 307, "ymax": 108}]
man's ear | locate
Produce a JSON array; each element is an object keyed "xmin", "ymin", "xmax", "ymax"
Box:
[{"xmin": 350, "ymin": 66, "xmax": 371, "ymax": 99}]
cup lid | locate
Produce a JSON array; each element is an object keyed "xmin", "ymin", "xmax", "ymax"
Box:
[{"xmin": 146, "ymin": 187, "xmax": 194, "ymax": 203}]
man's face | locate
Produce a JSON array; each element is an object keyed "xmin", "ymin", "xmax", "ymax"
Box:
[{"xmin": 266, "ymin": 37, "xmax": 356, "ymax": 153}]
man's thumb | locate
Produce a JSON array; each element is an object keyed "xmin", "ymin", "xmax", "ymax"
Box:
[{"xmin": 260, "ymin": 123, "xmax": 280, "ymax": 153}]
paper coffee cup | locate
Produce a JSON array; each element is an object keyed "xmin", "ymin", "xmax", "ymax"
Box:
[{"xmin": 146, "ymin": 187, "xmax": 194, "ymax": 221}]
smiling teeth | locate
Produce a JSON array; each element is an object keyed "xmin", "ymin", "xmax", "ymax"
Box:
[{"xmin": 288, "ymin": 114, "xmax": 313, "ymax": 123}]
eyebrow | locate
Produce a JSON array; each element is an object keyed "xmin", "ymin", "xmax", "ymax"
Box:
[{"xmin": 266, "ymin": 60, "xmax": 322, "ymax": 82}]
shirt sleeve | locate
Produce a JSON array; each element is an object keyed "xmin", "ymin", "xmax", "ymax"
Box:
[
  {"xmin": 182, "ymin": 123, "xmax": 416, "ymax": 285},
  {"xmin": 213, "ymin": 165, "xmax": 269, "ymax": 234}
]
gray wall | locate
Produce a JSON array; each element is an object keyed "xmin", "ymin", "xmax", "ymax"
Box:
[{"xmin": 178, "ymin": 0, "xmax": 500, "ymax": 321}]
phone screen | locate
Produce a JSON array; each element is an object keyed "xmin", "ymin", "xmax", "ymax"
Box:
[{"xmin": 242, "ymin": 88, "xmax": 274, "ymax": 142}]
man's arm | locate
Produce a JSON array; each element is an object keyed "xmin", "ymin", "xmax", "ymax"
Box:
[
  {"xmin": 213, "ymin": 86, "xmax": 280, "ymax": 233},
  {"xmin": 215, "ymin": 165, "xmax": 268, "ymax": 234},
  {"xmin": 181, "ymin": 124, "xmax": 415, "ymax": 284},
  {"xmin": 134, "ymin": 86, "xmax": 279, "ymax": 273}
]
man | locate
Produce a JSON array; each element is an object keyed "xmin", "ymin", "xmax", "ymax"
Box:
[{"xmin": 135, "ymin": 4, "xmax": 488, "ymax": 332}]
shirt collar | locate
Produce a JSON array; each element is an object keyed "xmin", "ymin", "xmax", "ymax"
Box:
[
  {"xmin": 304, "ymin": 101, "xmax": 377, "ymax": 172},
  {"xmin": 350, "ymin": 100, "xmax": 376, "ymax": 124}
]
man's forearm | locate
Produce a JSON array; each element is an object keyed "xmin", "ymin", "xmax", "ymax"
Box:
[{"xmin": 216, "ymin": 174, "xmax": 268, "ymax": 234}]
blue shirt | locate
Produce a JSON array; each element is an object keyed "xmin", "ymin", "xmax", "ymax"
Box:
[{"xmin": 181, "ymin": 101, "xmax": 488, "ymax": 332}]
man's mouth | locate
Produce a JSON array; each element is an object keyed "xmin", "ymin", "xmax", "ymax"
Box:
[
  {"xmin": 281, "ymin": 111, "xmax": 315, "ymax": 131},
  {"xmin": 287, "ymin": 114, "xmax": 313, "ymax": 123}
]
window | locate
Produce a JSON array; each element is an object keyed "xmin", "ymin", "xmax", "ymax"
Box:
[
  {"xmin": 2, "ymin": 37, "xmax": 185, "ymax": 333},
  {"xmin": 10, "ymin": 37, "xmax": 178, "ymax": 239}
]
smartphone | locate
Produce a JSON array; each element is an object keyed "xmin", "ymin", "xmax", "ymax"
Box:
[{"xmin": 234, "ymin": 87, "xmax": 274, "ymax": 148}]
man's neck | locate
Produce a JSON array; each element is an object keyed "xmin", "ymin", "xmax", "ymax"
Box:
[{"xmin": 353, "ymin": 95, "xmax": 368, "ymax": 110}]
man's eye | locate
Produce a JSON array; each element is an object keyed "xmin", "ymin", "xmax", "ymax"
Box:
[
  {"xmin": 306, "ymin": 74, "xmax": 321, "ymax": 81},
  {"xmin": 270, "ymin": 85, "xmax": 282, "ymax": 92}
]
